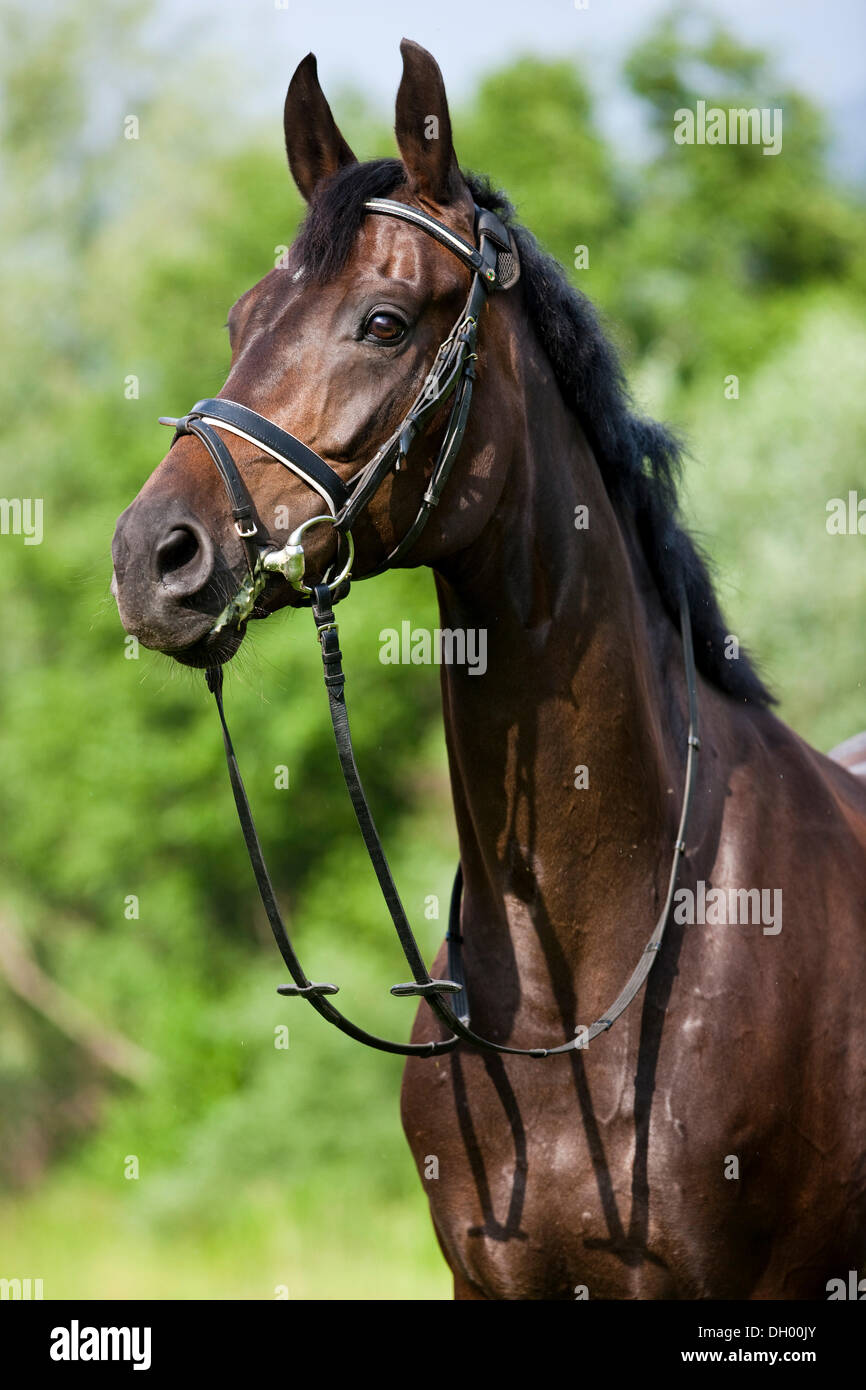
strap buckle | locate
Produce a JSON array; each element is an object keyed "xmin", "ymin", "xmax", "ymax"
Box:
[
  {"xmin": 277, "ymin": 981, "xmax": 340, "ymax": 997},
  {"xmin": 390, "ymin": 979, "xmax": 463, "ymax": 998}
]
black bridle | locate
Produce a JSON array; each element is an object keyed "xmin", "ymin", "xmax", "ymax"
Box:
[
  {"xmin": 159, "ymin": 201, "xmax": 518, "ymax": 593},
  {"xmin": 158, "ymin": 198, "xmax": 700, "ymax": 1058}
]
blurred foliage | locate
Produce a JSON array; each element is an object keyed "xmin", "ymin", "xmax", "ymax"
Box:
[{"xmin": 0, "ymin": 2, "xmax": 863, "ymax": 1298}]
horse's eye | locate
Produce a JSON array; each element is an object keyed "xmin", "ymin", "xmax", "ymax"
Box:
[{"xmin": 364, "ymin": 311, "xmax": 406, "ymax": 343}]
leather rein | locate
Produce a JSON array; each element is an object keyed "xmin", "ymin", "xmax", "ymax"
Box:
[{"xmin": 158, "ymin": 197, "xmax": 701, "ymax": 1058}]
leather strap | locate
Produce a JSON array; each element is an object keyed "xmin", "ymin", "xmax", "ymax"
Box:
[
  {"xmin": 208, "ymin": 584, "xmax": 701, "ymax": 1057},
  {"xmin": 206, "ymin": 661, "xmax": 459, "ymax": 1057},
  {"xmin": 364, "ymin": 200, "xmax": 518, "ymax": 292},
  {"xmin": 364, "ymin": 199, "xmax": 490, "ymax": 279},
  {"xmin": 381, "ymin": 365, "xmax": 474, "ymax": 570},
  {"xmin": 189, "ymin": 399, "xmax": 350, "ymax": 515},
  {"xmin": 161, "ymin": 417, "xmax": 261, "ymax": 577},
  {"xmin": 334, "ymin": 275, "xmax": 485, "ymax": 564}
]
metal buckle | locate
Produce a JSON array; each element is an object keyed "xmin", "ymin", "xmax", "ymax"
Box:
[
  {"xmin": 234, "ymin": 518, "xmax": 258, "ymax": 538},
  {"xmin": 390, "ymin": 979, "xmax": 463, "ymax": 998},
  {"xmin": 277, "ymin": 981, "xmax": 340, "ymax": 997}
]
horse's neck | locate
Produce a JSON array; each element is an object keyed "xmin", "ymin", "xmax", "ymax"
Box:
[{"xmin": 435, "ymin": 372, "xmax": 690, "ymax": 1007}]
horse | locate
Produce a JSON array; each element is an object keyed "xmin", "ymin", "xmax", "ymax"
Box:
[{"xmin": 111, "ymin": 40, "xmax": 866, "ymax": 1300}]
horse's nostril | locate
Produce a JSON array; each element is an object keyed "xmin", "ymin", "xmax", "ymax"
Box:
[
  {"xmin": 155, "ymin": 522, "xmax": 214, "ymax": 596},
  {"xmin": 157, "ymin": 526, "xmax": 200, "ymax": 576}
]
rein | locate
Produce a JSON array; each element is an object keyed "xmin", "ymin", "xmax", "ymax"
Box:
[{"xmin": 161, "ymin": 197, "xmax": 701, "ymax": 1058}]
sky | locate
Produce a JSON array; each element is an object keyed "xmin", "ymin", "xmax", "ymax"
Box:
[{"xmin": 146, "ymin": 0, "xmax": 866, "ymax": 180}]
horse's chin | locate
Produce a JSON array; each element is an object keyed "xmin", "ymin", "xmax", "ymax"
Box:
[{"xmin": 171, "ymin": 624, "xmax": 247, "ymax": 668}]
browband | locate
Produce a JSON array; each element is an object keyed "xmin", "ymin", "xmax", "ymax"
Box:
[{"xmin": 364, "ymin": 199, "xmax": 520, "ymax": 290}]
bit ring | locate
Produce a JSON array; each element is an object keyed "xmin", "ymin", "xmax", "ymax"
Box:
[{"xmin": 262, "ymin": 514, "xmax": 354, "ymax": 594}]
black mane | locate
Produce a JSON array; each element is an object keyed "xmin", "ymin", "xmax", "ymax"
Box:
[{"xmin": 295, "ymin": 159, "xmax": 773, "ymax": 707}]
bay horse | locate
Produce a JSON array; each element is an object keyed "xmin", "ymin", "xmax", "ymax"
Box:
[{"xmin": 111, "ymin": 41, "xmax": 866, "ymax": 1299}]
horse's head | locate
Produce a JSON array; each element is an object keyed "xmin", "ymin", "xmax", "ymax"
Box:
[{"xmin": 111, "ymin": 40, "xmax": 521, "ymax": 667}]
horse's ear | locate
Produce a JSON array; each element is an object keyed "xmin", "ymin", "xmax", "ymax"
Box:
[
  {"xmin": 284, "ymin": 53, "xmax": 357, "ymax": 202},
  {"xmin": 394, "ymin": 39, "xmax": 463, "ymax": 206}
]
